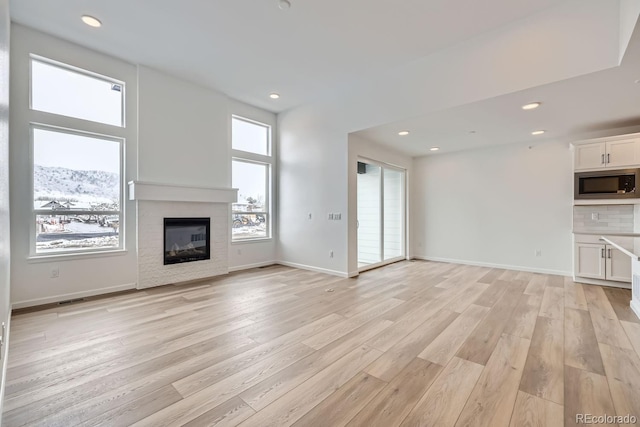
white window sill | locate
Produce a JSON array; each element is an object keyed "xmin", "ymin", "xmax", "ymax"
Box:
[
  {"xmin": 231, "ymin": 238, "xmax": 273, "ymax": 245},
  {"xmin": 28, "ymin": 249, "xmax": 129, "ymax": 263}
]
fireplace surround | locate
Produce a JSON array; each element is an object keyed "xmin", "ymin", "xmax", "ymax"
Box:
[{"xmin": 129, "ymin": 181, "xmax": 237, "ymax": 289}]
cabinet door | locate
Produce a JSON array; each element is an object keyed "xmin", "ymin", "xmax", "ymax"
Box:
[
  {"xmin": 606, "ymin": 138, "xmax": 640, "ymax": 168},
  {"xmin": 606, "ymin": 245, "xmax": 632, "ymax": 283},
  {"xmin": 575, "ymin": 243, "xmax": 606, "ymax": 279},
  {"xmin": 575, "ymin": 143, "xmax": 606, "ymax": 171}
]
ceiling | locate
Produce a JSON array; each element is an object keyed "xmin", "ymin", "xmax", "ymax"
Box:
[{"xmin": 9, "ymin": 0, "xmax": 640, "ymax": 156}]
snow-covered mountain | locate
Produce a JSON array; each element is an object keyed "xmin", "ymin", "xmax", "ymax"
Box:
[{"xmin": 34, "ymin": 165, "xmax": 119, "ymax": 204}]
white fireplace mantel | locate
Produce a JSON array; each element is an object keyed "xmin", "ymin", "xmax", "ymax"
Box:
[{"xmin": 128, "ymin": 181, "xmax": 237, "ymax": 203}]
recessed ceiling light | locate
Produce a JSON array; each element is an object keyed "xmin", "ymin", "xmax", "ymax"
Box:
[
  {"xmin": 398, "ymin": 131, "xmax": 409, "ymax": 136},
  {"xmin": 278, "ymin": 0, "xmax": 291, "ymax": 10},
  {"xmin": 81, "ymin": 15, "xmax": 102, "ymax": 28},
  {"xmin": 269, "ymin": 93, "xmax": 280, "ymax": 99},
  {"xmin": 531, "ymin": 130, "xmax": 545, "ymax": 135},
  {"xmin": 522, "ymin": 102, "xmax": 541, "ymax": 110},
  {"xmin": 430, "ymin": 147, "xmax": 440, "ymax": 151}
]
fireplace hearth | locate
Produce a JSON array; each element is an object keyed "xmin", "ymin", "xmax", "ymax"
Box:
[{"xmin": 164, "ymin": 217, "xmax": 211, "ymax": 265}]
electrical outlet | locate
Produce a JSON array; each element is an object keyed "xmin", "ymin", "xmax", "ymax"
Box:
[
  {"xmin": 328, "ymin": 213, "xmax": 334, "ymax": 220},
  {"xmin": 591, "ymin": 212, "xmax": 599, "ymax": 221},
  {"xmin": 329, "ymin": 250, "xmax": 334, "ymax": 258},
  {"xmin": 535, "ymin": 249, "xmax": 542, "ymax": 257},
  {"xmin": 308, "ymin": 213, "xmax": 312, "ymax": 220},
  {"xmin": 51, "ymin": 268, "xmax": 59, "ymax": 278},
  {"xmin": 335, "ymin": 213, "xmax": 341, "ymax": 220},
  {"xmin": 237, "ymin": 249, "xmax": 242, "ymax": 255}
]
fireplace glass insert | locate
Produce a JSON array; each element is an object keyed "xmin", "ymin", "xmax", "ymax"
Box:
[{"xmin": 164, "ymin": 217, "xmax": 211, "ymax": 265}]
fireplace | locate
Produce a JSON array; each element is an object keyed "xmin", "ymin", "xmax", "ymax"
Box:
[{"xmin": 164, "ymin": 217, "xmax": 211, "ymax": 265}]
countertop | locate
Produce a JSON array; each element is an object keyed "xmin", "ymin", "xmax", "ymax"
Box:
[
  {"xmin": 573, "ymin": 231, "xmax": 640, "ymax": 237},
  {"xmin": 601, "ymin": 236, "xmax": 640, "ymax": 260}
]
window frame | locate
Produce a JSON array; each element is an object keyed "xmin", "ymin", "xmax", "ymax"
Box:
[
  {"xmin": 27, "ymin": 55, "xmax": 128, "ymax": 258},
  {"xmin": 29, "ymin": 124, "xmax": 125, "ymax": 257},
  {"xmin": 231, "ymin": 115, "xmax": 273, "ymax": 243}
]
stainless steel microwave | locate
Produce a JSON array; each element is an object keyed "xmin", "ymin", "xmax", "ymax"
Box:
[{"xmin": 575, "ymin": 168, "xmax": 640, "ymax": 199}]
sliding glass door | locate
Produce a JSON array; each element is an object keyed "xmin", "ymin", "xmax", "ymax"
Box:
[{"xmin": 357, "ymin": 160, "xmax": 406, "ymax": 271}]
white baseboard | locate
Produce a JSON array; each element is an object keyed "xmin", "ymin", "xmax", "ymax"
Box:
[
  {"xmin": 229, "ymin": 261, "xmax": 277, "ymax": 272},
  {"xmin": 276, "ymin": 261, "xmax": 349, "ymax": 278},
  {"xmin": 631, "ymin": 299, "xmax": 640, "ymax": 320},
  {"xmin": 12, "ymin": 283, "xmax": 137, "ymax": 310},
  {"xmin": 0, "ymin": 314, "xmax": 10, "ymax": 425},
  {"xmin": 412, "ymin": 255, "xmax": 572, "ymax": 277}
]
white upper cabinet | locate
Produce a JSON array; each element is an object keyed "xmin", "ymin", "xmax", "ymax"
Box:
[
  {"xmin": 606, "ymin": 138, "xmax": 640, "ymax": 168},
  {"xmin": 574, "ymin": 135, "xmax": 640, "ymax": 171},
  {"xmin": 574, "ymin": 142, "xmax": 606, "ymax": 170}
]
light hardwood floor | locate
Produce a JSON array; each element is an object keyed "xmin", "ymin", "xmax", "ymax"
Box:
[{"xmin": 3, "ymin": 260, "xmax": 640, "ymax": 426}]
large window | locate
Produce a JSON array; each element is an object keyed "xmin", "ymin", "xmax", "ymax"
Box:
[
  {"xmin": 30, "ymin": 56, "xmax": 125, "ymax": 255},
  {"xmin": 231, "ymin": 116, "xmax": 272, "ymax": 241}
]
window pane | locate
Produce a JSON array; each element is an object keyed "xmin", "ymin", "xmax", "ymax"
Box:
[
  {"xmin": 383, "ymin": 168, "xmax": 404, "ymax": 260},
  {"xmin": 31, "ymin": 58, "xmax": 124, "ymax": 127},
  {"xmin": 232, "ymin": 117, "xmax": 269, "ymax": 155},
  {"xmin": 36, "ymin": 214, "xmax": 119, "ymax": 252},
  {"xmin": 232, "ymin": 213, "xmax": 267, "ymax": 240},
  {"xmin": 33, "ymin": 127, "xmax": 121, "ymax": 254},
  {"xmin": 232, "ymin": 160, "xmax": 268, "ymax": 240},
  {"xmin": 232, "ymin": 160, "xmax": 267, "ymax": 212}
]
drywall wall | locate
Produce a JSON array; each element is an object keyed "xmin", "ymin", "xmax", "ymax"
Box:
[
  {"xmin": 412, "ymin": 139, "xmax": 573, "ymax": 275},
  {"xmin": 619, "ymin": 0, "xmax": 640, "ymax": 62},
  {"xmin": 278, "ymin": 108, "xmax": 349, "ymax": 275},
  {"xmin": 138, "ymin": 66, "xmax": 229, "ymax": 188},
  {"xmin": 9, "ymin": 25, "xmax": 139, "ymax": 307},
  {"xmin": 0, "ymin": 0, "xmax": 10, "ymax": 416}
]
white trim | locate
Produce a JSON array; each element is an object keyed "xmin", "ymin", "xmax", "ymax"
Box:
[
  {"xmin": 574, "ymin": 199, "xmax": 640, "ymax": 205},
  {"xmin": 229, "ymin": 261, "xmax": 277, "ymax": 272},
  {"xmin": 0, "ymin": 313, "xmax": 10, "ymax": 423},
  {"xmin": 11, "ymin": 282, "xmax": 136, "ymax": 310},
  {"xmin": 631, "ymin": 299, "xmax": 640, "ymax": 320},
  {"xmin": 128, "ymin": 181, "xmax": 237, "ymax": 203},
  {"xmin": 573, "ymin": 276, "xmax": 632, "ymax": 289},
  {"xmin": 412, "ymin": 255, "xmax": 572, "ymax": 277},
  {"xmin": 276, "ymin": 261, "xmax": 349, "ymax": 278}
]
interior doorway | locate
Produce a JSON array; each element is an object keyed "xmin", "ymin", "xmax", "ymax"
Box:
[{"xmin": 357, "ymin": 159, "xmax": 406, "ymax": 271}]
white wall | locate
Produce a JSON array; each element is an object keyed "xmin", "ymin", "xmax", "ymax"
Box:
[
  {"xmin": 278, "ymin": 109, "xmax": 349, "ymax": 275},
  {"xmin": 138, "ymin": 66, "xmax": 229, "ymax": 188},
  {"xmin": 412, "ymin": 139, "xmax": 573, "ymax": 275},
  {"xmin": 228, "ymin": 100, "xmax": 277, "ymax": 270},
  {"xmin": 9, "ymin": 25, "xmax": 139, "ymax": 307},
  {"xmin": 0, "ymin": 0, "xmax": 10, "ymax": 416}
]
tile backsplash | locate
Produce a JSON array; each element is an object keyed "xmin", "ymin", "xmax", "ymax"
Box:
[{"xmin": 573, "ymin": 205, "xmax": 634, "ymax": 233}]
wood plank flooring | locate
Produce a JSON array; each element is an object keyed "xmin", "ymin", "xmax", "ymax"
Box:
[{"xmin": 3, "ymin": 260, "xmax": 640, "ymax": 426}]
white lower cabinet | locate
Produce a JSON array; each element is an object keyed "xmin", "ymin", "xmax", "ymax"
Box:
[{"xmin": 574, "ymin": 241, "xmax": 631, "ymax": 283}]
